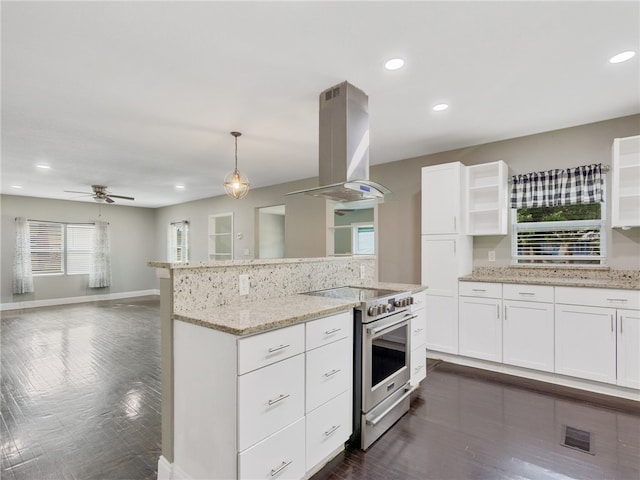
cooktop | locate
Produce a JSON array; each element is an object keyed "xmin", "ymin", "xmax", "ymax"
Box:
[{"xmin": 305, "ymin": 286, "xmax": 398, "ymax": 302}]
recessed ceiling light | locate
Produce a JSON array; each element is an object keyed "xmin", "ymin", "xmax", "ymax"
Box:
[
  {"xmin": 36, "ymin": 164, "xmax": 51, "ymax": 169},
  {"xmin": 609, "ymin": 50, "xmax": 636, "ymax": 63},
  {"xmin": 385, "ymin": 58, "xmax": 405, "ymax": 71},
  {"xmin": 432, "ymin": 103, "xmax": 449, "ymax": 111},
  {"xmin": 11, "ymin": 185, "xmax": 23, "ymax": 189},
  {"xmin": 175, "ymin": 184, "xmax": 185, "ymax": 190}
]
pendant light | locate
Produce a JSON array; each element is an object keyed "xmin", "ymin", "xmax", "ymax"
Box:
[{"xmin": 223, "ymin": 131, "xmax": 250, "ymax": 199}]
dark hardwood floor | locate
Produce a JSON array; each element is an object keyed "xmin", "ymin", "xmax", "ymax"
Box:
[{"xmin": 2, "ymin": 297, "xmax": 639, "ymax": 480}]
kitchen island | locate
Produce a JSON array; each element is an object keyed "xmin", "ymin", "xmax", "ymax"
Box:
[{"xmin": 149, "ymin": 255, "xmax": 425, "ymax": 480}]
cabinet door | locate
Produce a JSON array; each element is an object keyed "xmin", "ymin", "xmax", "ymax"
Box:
[
  {"xmin": 503, "ymin": 300, "xmax": 554, "ymax": 372},
  {"xmin": 410, "ymin": 345, "xmax": 427, "ymax": 386},
  {"xmin": 421, "ymin": 237, "xmax": 459, "ymax": 296},
  {"xmin": 422, "ymin": 163, "xmax": 461, "ymax": 234},
  {"xmin": 425, "ymin": 295, "xmax": 458, "ymax": 354},
  {"xmin": 555, "ymin": 304, "xmax": 616, "ymax": 384},
  {"xmin": 306, "ymin": 390, "xmax": 351, "ymax": 471},
  {"xmin": 617, "ymin": 309, "xmax": 640, "ymax": 389},
  {"xmin": 459, "ymin": 296, "xmax": 502, "ymax": 362},
  {"xmin": 306, "ymin": 337, "xmax": 352, "ymax": 413}
]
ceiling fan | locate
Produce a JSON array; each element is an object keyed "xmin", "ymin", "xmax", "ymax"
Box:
[{"xmin": 64, "ymin": 185, "xmax": 135, "ymax": 204}]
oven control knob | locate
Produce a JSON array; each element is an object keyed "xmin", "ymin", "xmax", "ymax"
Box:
[
  {"xmin": 368, "ymin": 306, "xmax": 378, "ymax": 317},
  {"xmin": 393, "ymin": 299, "xmax": 402, "ymax": 308},
  {"xmin": 408, "ymin": 296, "xmax": 414, "ymax": 305},
  {"xmin": 380, "ymin": 304, "xmax": 388, "ymax": 315}
]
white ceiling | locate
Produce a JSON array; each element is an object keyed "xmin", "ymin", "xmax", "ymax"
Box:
[{"xmin": 2, "ymin": 1, "xmax": 639, "ymax": 208}]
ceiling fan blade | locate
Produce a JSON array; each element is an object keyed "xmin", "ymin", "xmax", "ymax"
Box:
[
  {"xmin": 64, "ymin": 190, "xmax": 93, "ymax": 195},
  {"xmin": 105, "ymin": 197, "xmax": 115, "ymax": 204},
  {"xmin": 107, "ymin": 194, "xmax": 135, "ymax": 200}
]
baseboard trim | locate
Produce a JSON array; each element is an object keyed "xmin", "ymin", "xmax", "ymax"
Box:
[
  {"xmin": 157, "ymin": 456, "xmax": 172, "ymax": 480},
  {"xmin": 428, "ymin": 352, "xmax": 640, "ymax": 406},
  {"xmin": 1, "ymin": 289, "xmax": 160, "ymax": 311}
]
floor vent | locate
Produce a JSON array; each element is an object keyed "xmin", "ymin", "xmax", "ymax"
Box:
[{"xmin": 561, "ymin": 425, "xmax": 594, "ymax": 455}]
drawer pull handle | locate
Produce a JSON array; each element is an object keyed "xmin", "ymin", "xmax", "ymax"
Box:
[
  {"xmin": 611, "ymin": 314, "xmax": 614, "ymax": 333},
  {"xmin": 414, "ymin": 364, "xmax": 424, "ymax": 373},
  {"xmin": 606, "ymin": 298, "xmax": 628, "ymax": 302},
  {"xmin": 324, "ymin": 327, "xmax": 341, "ymax": 335},
  {"xmin": 270, "ymin": 460, "xmax": 292, "ymax": 477},
  {"xmin": 518, "ymin": 292, "xmax": 535, "ymax": 296},
  {"xmin": 268, "ymin": 344, "xmax": 290, "ymax": 353},
  {"xmin": 324, "ymin": 425, "xmax": 340, "ymax": 437},
  {"xmin": 267, "ymin": 394, "xmax": 290, "ymax": 406},
  {"xmin": 324, "ymin": 369, "xmax": 341, "ymax": 378},
  {"xmin": 472, "ymin": 289, "xmax": 487, "ymax": 292},
  {"xmin": 413, "ymin": 328, "xmax": 424, "ymax": 334},
  {"xmin": 621, "ymin": 315, "xmax": 624, "ymax": 334}
]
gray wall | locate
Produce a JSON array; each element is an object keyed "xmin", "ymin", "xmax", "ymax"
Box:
[
  {"xmin": 154, "ymin": 177, "xmax": 327, "ymax": 262},
  {"xmin": 1, "ymin": 195, "xmax": 158, "ymax": 304},
  {"xmin": 374, "ymin": 114, "xmax": 640, "ymax": 283},
  {"xmin": 3, "ymin": 115, "xmax": 639, "ymax": 304}
]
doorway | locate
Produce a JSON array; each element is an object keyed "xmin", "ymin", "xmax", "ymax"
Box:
[{"xmin": 256, "ymin": 204, "xmax": 286, "ymax": 258}]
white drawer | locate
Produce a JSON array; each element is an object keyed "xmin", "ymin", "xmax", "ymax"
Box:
[
  {"xmin": 238, "ymin": 354, "xmax": 305, "ymax": 451},
  {"xmin": 555, "ymin": 286, "xmax": 640, "ymax": 310},
  {"xmin": 306, "ymin": 337, "xmax": 352, "ymax": 413},
  {"xmin": 238, "ymin": 417, "xmax": 305, "ymax": 480},
  {"xmin": 306, "ymin": 390, "xmax": 351, "ymax": 472},
  {"xmin": 459, "ymin": 281, "xmax": 502, "ymax": 299},
  {"xmin": 306, "ymin": 310, "xmax": 352, "ymax": 351},
  {"xmin": 238, "ymin": 323, "xmax": 305, "ymax": 375},
  {"xmin": 503, "ymin": 283, "xmax": 554, "ymax": 303},
  {"xmin": 411, "ymin": 311, "xmax": 426, "ymax": 347},
  {"xmin": 410, "ymin": 345, "xmax": 427, "ymax": 387}
]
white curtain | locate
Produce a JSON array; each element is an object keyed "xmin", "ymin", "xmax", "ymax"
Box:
[
  {"xmin": 13, "ymin": 217, "xmax": 34, "ymax": 294},
  {"xmin": 89, "ymin": 221, "xmax": 111, "ymax": 288}
]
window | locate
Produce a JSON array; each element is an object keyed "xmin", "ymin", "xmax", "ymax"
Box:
[
  {"xmin": 168, "ymin": 221, "xmax": 189, "ymax": 263},
  {"xmin": 512, "ymin": 202, "xmax": 606, "ymax": 265},
  {"xmin": 352, "ymin": 225, "xmax": 375, "ymax": 255},
  {"xmin": 30, "ymin": 221, "xmax": 95, "ymax": 275}
]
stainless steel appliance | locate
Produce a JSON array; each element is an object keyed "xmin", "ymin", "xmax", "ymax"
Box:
[{"xmin": 305, "ymin": 286, "xmax": 416, "ymax": 450}]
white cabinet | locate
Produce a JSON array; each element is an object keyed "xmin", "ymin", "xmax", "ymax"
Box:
[
  {"xmin": 617, "ymin": 309, "xmax": 640, "ymax": 389},
  {"xmin": 465, "ymin": 160, "xmax": 509, "ymax": 235},
  {"xmin": 421, "ymin": 162, "xmax": 465, "ymax": 234},
  {"xmin": 555, "ymin": 303, "xmax": 617, "ymax": 384},
  {"xmin": 173, "ymin": 310, "xmax": 353, "ymax": 480},
  {"xmin": 611, "ymin": 135, "xmax": 640, "ymax": 228},
  {"xmin": 459, "ymin": 283, "xmax": 502, "ymax": 362},
  {"xmin": 409, "ymin": 290, "xmax": 427, "ymax": 387},
  {"xmin": 503, "ymin": 284, "xmax": 554, "ymax": 373},
  {"xmin": 422, "ymin": 235, "xmax": 472, "ymax": 354},
  {"xmin": 555, "ymin": 286, "xmax": 639, "ymax": 388}
]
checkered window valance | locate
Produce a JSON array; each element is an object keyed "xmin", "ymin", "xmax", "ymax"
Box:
[{"xmin": 510, "ymin": 164, "xmax": 604, "ymax": 209}]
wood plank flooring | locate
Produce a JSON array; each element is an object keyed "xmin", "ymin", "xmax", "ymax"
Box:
[{"xmin": 2, "ymin": 297, "xmax": 639, "ymax": 480}]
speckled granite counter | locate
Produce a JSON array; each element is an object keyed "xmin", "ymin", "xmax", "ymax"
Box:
[
  {"xmin": 173, "ymin": 282, "xmax": 427, "ymax": 336},
  {"xmin": 460, "ymin": 267, "xmax": 640, "ymax": 290}
]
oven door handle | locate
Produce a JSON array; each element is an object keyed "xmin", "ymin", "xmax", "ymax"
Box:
[
  {"xmin": 366, "ymin": 385, "xmax": 418, "ymax": 427},
  {"xmin": 367, "ymin": 314, "xmax": 416, "ymax": 336}
]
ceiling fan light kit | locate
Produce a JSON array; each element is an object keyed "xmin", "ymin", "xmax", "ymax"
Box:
[{"xmin": 223, "ymin": 131, "xmax": 250, "ymax": 200}]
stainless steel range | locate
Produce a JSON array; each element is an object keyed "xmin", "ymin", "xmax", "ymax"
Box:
[{"xmin": 305, "ymin": 286, "xmax": 416, "ymax": 450}]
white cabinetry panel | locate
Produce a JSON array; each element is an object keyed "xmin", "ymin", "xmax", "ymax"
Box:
[
  {"xmin": 238, "ymin": 417, "xmax": 306, "ymax": 480},
  {"xmin": 305, "ymin": 391, "xmax": 351, "ymax": 472},
  {"xmin": 238, "ymin": 323, "xmax": 305, "ymax": 374},
  {"xmin": 425, "ymin": 295, "xmax": 458, "ymax": 354},
  {"xmin": 306, "ymin": 337, "xmax": 351, "ymax": 412},
  {"xmin": 459, "ymin": 296, "xmax": 502, "ymax": 362},
  {"xmin": 617, "ymin": 309, "xmax": 640, "ymax": 389},
  {"xmin": 421, "ymin": 162, "xmax": 463, "ymax": 234},
  {"xmin": 238, "ymin": 354, "xmax": 305, "ymax": 451},
  {"xmin": 555, "ymin": 304, "xmax": 616, "ymax": 384},
  {"xmin": 503, "ymin": 300, "xmax": 554, "ymax": 372}
]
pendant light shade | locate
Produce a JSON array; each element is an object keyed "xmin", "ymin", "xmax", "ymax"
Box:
[{"xmin": 224, "ymin": 131, "xmax": 250, "ymax": 199}]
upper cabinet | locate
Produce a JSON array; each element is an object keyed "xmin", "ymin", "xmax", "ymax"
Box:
[
  {"xmin": 421, "ymin": 162, "xmax": 464, "ymax": 235},
  {"xmin": 611, "ymin": 135, "xmax": 640, "ymax": 229},
  {"xmin": 465, "ymin": 160, "xmax": 509, "ymax": 235}
]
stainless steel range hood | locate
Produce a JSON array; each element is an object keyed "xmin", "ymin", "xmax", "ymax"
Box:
[{"xmin": 286, "ymin": 81, "xmax": 391, "ymax": 202}]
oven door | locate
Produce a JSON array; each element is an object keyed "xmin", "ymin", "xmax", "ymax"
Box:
[{"xmin": 362, "ymin": 310, "xmax": 414, "ymax": 412}]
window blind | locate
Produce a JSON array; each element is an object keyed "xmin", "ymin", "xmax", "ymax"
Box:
[
  {"xmin": 67, "ymin": 225, "xmax": 94, "ymax": 274},
  {"xmin": 30, "ymin": 221, "xmax": 64, "ymax": 274}
]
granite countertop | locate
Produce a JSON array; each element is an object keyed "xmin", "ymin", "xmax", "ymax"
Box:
[
  {"xmin": 459, "ymin": 267, "xmax": 639, "ymax": 290},
  {"xmin": 173, "ymin": 282, "xmax": 427, "ymax": 336}
]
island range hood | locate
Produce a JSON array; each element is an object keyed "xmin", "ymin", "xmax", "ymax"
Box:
[{"xmin": 286, "ymin": 81, "xmax": 391, "ymax": 203}]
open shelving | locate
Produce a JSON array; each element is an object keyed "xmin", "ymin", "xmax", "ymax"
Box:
[
  {"xmin": 611, "ymin": 135, "xmax": 640, "ymax": 228},
  {"xmin": 465, "ymin": 160, "xmax": 509, "ymax": 235}
]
